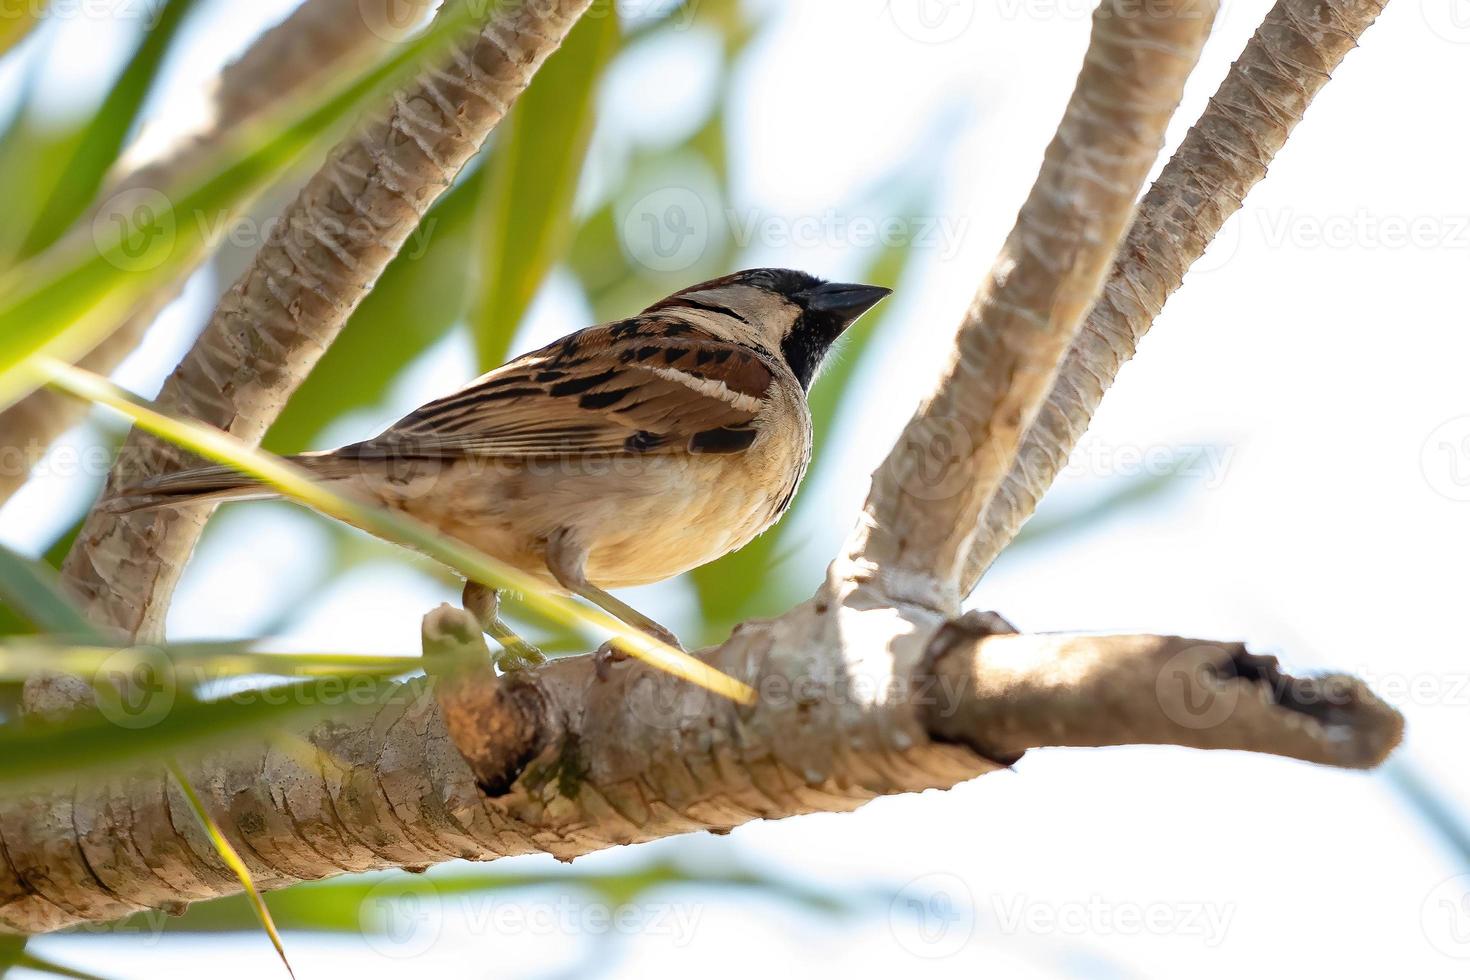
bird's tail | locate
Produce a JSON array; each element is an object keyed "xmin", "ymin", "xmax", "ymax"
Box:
[{"xmin": 103, "ymin": 452, "xmax": 356, "ymax": 514}]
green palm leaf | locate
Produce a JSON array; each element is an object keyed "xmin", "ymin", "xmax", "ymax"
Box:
[
  {"xmin": 470, "ymin": 3, "xmax": 622, "ymax": 368},
  {"xmin": 0, "ymin": 0, "xmax": 492, "ymax": 410}
]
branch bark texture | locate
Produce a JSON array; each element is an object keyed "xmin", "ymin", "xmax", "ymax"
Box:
[
  {"xmin": 0, "ymin": 591, "xmax": 1401, "ymax": 934},
  {"xmin": 844, "ymin": 0, "xmax": 1216, "ymax": 610},
  {"xmin": 0, "ymin": 0, "xmax": 421, "ymax": 506},
  {"xmin": 960, "ymin": 0, "xmax": 1389, "ymax": 588},
  {"xmin": 59, "ymin": 0, "xmax": 594, "ymax": 640}
]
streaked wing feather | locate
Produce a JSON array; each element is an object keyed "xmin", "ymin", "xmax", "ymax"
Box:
[{"xmin": 341, "ymin": 320, "xmax": 775, "ymax": 460}]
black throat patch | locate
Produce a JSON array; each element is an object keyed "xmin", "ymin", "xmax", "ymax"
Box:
[{"xmin": 781, "ymin": 310, "xmax": 843, "ymax": 390}]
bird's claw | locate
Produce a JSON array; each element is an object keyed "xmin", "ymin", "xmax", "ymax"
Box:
[
  {"xmin": 593, "ymin": 624, "xmax": 686, "ymax": 681},
  {"xmin": 493, "ymin": 639, "xmax": 546, "ymax": 672},
  {"xmin": 594, "ymin": 640, "xmax": 632, "ymax": 681},
  {"xmin": 646, "ymin": 624, "xmax": 686, "ymax": 652}
]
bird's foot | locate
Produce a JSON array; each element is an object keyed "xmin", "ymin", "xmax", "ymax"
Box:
[
  {"xmin": 462, "ymin": 580, "xmax": 546, "ymax": 671},
  {"xmin": 492, "ymin": 638, "xmax": 546, "ymax": 673}
]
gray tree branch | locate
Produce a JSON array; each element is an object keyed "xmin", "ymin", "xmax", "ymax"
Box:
[
  {"xmin": 0, "ymin": 593, "xmax": 1401, "ymax": 933},
  {"xmin": 843, "ymin": 0, "xmax": 1217, "ymax": 609},
  {"xmin": 961, "ymin": 0, "xmax": 1390, "ymax": 588}
]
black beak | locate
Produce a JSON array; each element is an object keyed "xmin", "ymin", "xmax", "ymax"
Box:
[{"xmin": 798, "ymin": 281, "xmax": 892, "ymax": 322}]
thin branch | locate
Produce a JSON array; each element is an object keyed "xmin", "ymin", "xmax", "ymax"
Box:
[
  {"xmin": 0, "ymin": 0, "xmax": 424, "ymax": 506},
  {"xmin": 962, "ymin": 0, "xmax": 1390, "ymax": 588},
  {"xmin": 842, "ymin": 0, "xmax": 1217, "ymax": 610},
  {"xmin": 0, "ymin": 595, "xmax": 1401, "ymax": 933},
  {"xmin": 59, "ymin": 0, "xmax": 596, "ymax": 640},
  {"xmin": 919, "ymin": 612, "xmax": 1402, "ymax": 768}
]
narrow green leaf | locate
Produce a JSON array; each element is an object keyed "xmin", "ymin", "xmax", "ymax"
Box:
[
  {"xmin": 17, "ymin": 0, "xmax": 202, "ymax": 257},
  {"xmin": 0, "ymin": 0, "xmax": 493, "ymax": 410},
  {"xmin": 0, "ymin": 511, "xmax": 86, "ymax": 637},
  {"xmin": 0, "ymin": 935, "xmax": 23, "ymax": 974},
  {"xmin": 38, "ymin": 360, "xmax": 754, "ymax": 703},
  {"xmin": 470, "ymin": 2, "xmax": 621, "ymax": 368},
  {"xmin": 0, "ymin": 5, "xmax": 42, "ymax": 60},
  {"xmin": 0, "ymin": 543, "xmax": 99, "ymax": 638},
  {"xmin": 567, "ymin": 4, "xmax": 753, "ymax": 322},
  {"xmin": 109, "ymin": 859, "xmax": 861, "ymax": 934},
  {"xmin": 0, "ymin": 119, "xmax": 90, "ymax": 267},
  {"xmin": 10, "ymin": 952, "xmax": 112, "ymax": 980},
  {"xmin": 167, "ymin": 760, "xmax": 295, "ymax": 979},
  {"xmin": 0, "ymin": 670, "xmax": 406, "ymax": 787},
  {"xmin": 0, "ymin": 642, "xmax": 423, "ymax": 682}
]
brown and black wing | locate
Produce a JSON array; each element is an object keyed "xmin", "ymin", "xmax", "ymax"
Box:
[{"xmin": 338, "ymin": 319, "xmax": 776, "ymax": 461}]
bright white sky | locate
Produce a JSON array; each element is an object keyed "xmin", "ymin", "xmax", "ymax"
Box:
[{"xmin": 5, "ymin": 0, "xmax": 1470, "ymax": 976}]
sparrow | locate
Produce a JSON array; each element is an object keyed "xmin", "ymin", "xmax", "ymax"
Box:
[{"xmin": 114, "ymin": 269, "xmax": 891, "ymax": 661}]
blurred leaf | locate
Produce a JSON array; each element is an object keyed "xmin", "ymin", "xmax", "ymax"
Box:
[
  {"xmin": 0, "ymin": 642, "xmax": 422, "ymax": 683},
  {"xmin": 0, "ymin": 0, "xmax": 496, "ymax": 411},
  {"xmin": 689, "ymin": 214, "xmax": 919, "ymax": 640},
  {"xmin": 0, "ymin": 120, "xmax": 90, "ymax": 267},
  {"xmin": 1387, "ymin": 759, "xmax": 1470, "ymax": 869},
  {"xmin": 0, "ymin": 670, "xmax": 404, "ymax": 788},
  {"xmin": 0, "ymin": 542, "xmax": 98, "ymax": 638},
  {"xmin": 567, "ymin": 3, "xmax": 754, "ymax": 322},
  {"xmin": 168, "ymin": 760, "xmax": 296, "ymax": 979},
  {"xmin": 4, "ymin": 948, "xmax": 110, "ymax": 980},
  {"xmin": 17, "ymin": 0, "xmax": 202, "ymax": 258},
  {"xmin": 470, "ymin": 1, "xmax": 621, "ymax": 369},
  {"xmin": 40, "ymin": 360, "xmax": 753, "ymax": 703},
  {"xmin": 0, "ymin": 512, "xmax": 85, "ymax": 637},
  {"xmin": 0, "ymin": 935, "xmax": 21, "ymax": 975},
  {"xmin": 106, "ymin": 859, "xmax": 862, "ymax": 935},
  {"xmin": 0, "ymin": 5, "xmax": 41, "ymax": 60},
  {"xmin": 1004, "ymin": 455, "xmax": 1200, "ymax": 555}
]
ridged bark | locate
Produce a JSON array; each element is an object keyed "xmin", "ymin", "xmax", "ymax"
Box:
[
  {"xmin": 845, "ymin": 0, "xmax": 1217, "ymax": 609},
  {"xmin": 0, "ymin": 586, "xmax": 1401, "ymax": 934},
  {"xmin": 961, "ymin": 0, "xmax": 1390, "ymax": 588}
]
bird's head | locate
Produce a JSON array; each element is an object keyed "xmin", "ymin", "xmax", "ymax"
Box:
[{"xmin": 643, "ymin": 268, "xmax": 892, "ymax": 389}]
